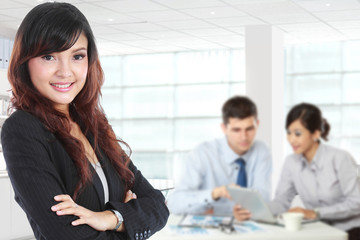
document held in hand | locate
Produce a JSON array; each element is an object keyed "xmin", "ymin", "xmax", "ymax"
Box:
[{"xmin": 227, "ymin": 185, "xmax": 279, "ymax": 224}]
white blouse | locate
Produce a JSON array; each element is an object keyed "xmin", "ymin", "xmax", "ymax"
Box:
[{"xmin": 91, "ymin": 162, "xmax": 109, "ymax": 203}]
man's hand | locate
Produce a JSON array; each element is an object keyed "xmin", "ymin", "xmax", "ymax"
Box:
[
  {"xmin": 233, "ymin": 204, "xmax": 251, "ymax": 221},
  {"xmin": 211, "ymin": 185, "xmax": 231, "ymax": 200}
]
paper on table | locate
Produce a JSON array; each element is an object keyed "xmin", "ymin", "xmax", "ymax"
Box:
[
  {"xmin": 233, "ymin": 221, "xmax": 267, "ymax": 233},
  {"xmin": 178, "ymin": 214, "xmax": 233, "ymax": 228},
  {"xmin": 167, "ymin": 225, "xmax": 210, "ymax": 235}
]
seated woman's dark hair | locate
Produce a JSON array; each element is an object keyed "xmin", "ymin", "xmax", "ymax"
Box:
[{"xmin": 286, "ymin": 103, "xmax": 330, "ymax": 141}]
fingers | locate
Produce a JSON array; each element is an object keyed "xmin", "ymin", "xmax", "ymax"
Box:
[
  {"xmin": 72, "ymin": 218, "xmax": 87, "ymax": 226},
  {"xmin": 288, "ymin": 207, "xmax": 303, "ymax": 213},
  {"xmin": 54, "ymin": 194, "xmax": 72, "ymax": 202},
  {"xmin": 52, "ymin": 200, "xmax": 78, "ymax": 211},
  {"xmin": 223, "ymin": 188, "xmax": 231, "ymax": 199},
  {"xmin": 289, "ymin": 208, "xmax": 314, "ymax": 219},
  {"xmin": 52, "ymin": 203, "xmax": 80, "ymax": 216},
  {"xmin": 52, "ymin": 194, "xmax": 98, "ymax": 228},
  {"xmin": 233, "ymin": 204, "xmax": 242, "ymax": 211},
  {"xmin": 233, "ymin": 205, "xmax": 250, "ymax": 214},
  {"xmin": 212, "ymin": 186, "xmax": 231, "ymax": 200},
  {"xmin": 233, "ymin": 205, "xmax": 251, "ymax": 221},
  {"xmin": 52, "ymin": 194, "xmax": 80, "ymax": 216},
  {"xmin": 124, "ymin": 190, "xmax": 132, "ymax": 203},
  {"xmin": 234, "ymin": 211, "xmax": 251, "ymax": 221},
  {"xmin": 124, "ymin": 190, "xmax": 137, "ymax": 203}
]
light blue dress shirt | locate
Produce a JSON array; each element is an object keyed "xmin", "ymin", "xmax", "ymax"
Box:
[
  {"xmin": 167, "ymin": 137, "xmax": 272, "ymax": 215},
  {"xmin": 268, "ymin": 143, "xmax": 360, "ymax": 231}
]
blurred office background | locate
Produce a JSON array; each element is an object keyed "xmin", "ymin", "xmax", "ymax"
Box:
[
  {"xmin": 1, "ymin": 0, "xmax": 360, "ymax": 239},
  {"xmin": 98, "ymin": 41, "xmax": 360, "ymax": 181}
]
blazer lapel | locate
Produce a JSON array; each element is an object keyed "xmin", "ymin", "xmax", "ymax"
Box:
[
  {"xmin": 97, "ymin": 148, "xmax": 125, "ymax": 202},
  {"xmin": 86, "ymin": 132, "xmax": 125, "ymax": 204},
  {"xmin": 85, "ymin": 133, "xmax": 106, "ymax": 207},
  {"xmin": 89, "ymin": 163, "xmax": 106, "ymax": 207}
]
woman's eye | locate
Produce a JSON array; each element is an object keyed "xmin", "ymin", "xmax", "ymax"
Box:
[
  {"xmin": 295, "ymin": 131, "xmax": 301, "ymax": 137},
  {"xmin": 42, "ymin": 55, "xmax": 54, "ymax": 61},
  {"xmin": 74, "ymin": 54, "xmax": 85, "ymax": 60}
]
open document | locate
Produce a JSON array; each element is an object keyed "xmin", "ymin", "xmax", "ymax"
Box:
[{"xmin": 165, "ymin": 215, "xmax": 267, "ymax": 236}]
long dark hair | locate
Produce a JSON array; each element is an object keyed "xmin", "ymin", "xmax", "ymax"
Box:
[
  {"xmin": 286, "ymin": 103, "xmax": 330, "ymax": 141},
  {"xmin": 8, "ymin": 2, "xmax": 134, "ymax": 199}
]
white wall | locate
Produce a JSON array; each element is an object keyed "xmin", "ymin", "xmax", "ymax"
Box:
[
  {"xmin": 0, "ymin": 68, "xmax": 11, "ymax": 170},
  {"xmin": 0, "ymin": 177, "xmax": 34, "ymax": 240},
  {"xmin": 0, "ymin": 68, "xmax": 10, "ymax": 95},
  {"xmin": 245, "ymin": 26, "xmax": 285, "ymax": 197}
]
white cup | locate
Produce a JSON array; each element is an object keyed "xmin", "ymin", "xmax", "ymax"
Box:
[{"xmin": 281, "ymin": 212, "xmax": 304, "ymax": 231}]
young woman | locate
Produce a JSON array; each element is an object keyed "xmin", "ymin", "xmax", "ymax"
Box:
[
  {"xmin": 269, "ymin": 103, "xmax": 360, "ymax": 240},
  {"xmin": 2, "ymin": 2, "xmax": 168, "ymax": 239}
]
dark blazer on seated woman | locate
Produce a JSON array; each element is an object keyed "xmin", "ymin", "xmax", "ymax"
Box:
[{"xmin": 2, "ymin": 110, "xmax": 169, "ymax": 240}]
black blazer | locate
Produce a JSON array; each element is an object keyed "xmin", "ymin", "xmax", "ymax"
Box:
[{"xmin": 1, "ymin": 110, "xmax": 169, "ymax": 240}]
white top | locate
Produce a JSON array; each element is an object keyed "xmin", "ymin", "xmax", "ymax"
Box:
[
  {"xmin": 91, "ymin": 162, "xmax": 109, "ymax": 203},
  {"xmin": 167, "ymin": 137, "xmax": 272, "ymax": 215}
]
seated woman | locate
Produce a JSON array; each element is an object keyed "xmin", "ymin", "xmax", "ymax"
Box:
[
  {"xmin": 268, "ymin": 103, "xmax": 360, "ymax": 239},
  {"xmin": 1, "ymin": 2, "xmax": 168, "ymax": 239}
]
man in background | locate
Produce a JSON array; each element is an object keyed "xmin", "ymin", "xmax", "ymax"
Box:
[{"xmin": 167, "ymin": 96, "xmax": 272, "ymax": 219}]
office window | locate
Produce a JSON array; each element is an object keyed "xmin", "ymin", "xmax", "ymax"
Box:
[
  {"xmin": 285, "ymin": 40, "xmax": 360, "ymax": 161},
  {"xmin": 100, "ymin": 50, "xmax": 245, "ymax": 180}
]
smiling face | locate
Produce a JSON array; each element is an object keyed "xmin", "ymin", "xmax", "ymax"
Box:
[
  {"xmin": 287, "ymin": 119, "xmax": 320, "ymax": 160},
  {"xmin": 221, "ymin": 116, "xmax": 258, "ymax": 155},
  {"xmin": 27, "ymin": 33, "xmax": 88, "ymax": 113}
]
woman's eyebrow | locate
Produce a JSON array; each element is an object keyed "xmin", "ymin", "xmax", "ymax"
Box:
[{"xmin": 71, "ymin": 47, "xmax": 87, "ymax": 53}]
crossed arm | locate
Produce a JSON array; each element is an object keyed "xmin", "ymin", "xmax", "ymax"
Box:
[
  {"xmin": 51, "ymin": 190, "xmax": 137, "ymax": 232},
  {"xmin": 2, "ymin": 111, "xmax": 169, "ymax": 240}
]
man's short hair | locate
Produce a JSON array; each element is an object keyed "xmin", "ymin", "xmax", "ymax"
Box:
[{"xmin": 222, "ymin": 96, "xmax": 258, "ymax": 125}]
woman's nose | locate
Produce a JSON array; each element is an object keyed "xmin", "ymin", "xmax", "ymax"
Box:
[{"xmin": 56, "ymin": 60, "xmax": 72, "ymax": 78}]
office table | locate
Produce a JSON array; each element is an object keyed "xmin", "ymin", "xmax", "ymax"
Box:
[{"xmin": 151, "ymin": 215, "xmax": 348, "ymax": 240}]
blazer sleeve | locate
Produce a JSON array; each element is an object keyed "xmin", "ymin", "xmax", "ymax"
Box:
[
  {"xmin": 106, "ymin": 162, "xmax": 169, "ymax": 240},
  {"xmin": 1, "ymin": 111, "xmax": 128, "ymax": 240}
]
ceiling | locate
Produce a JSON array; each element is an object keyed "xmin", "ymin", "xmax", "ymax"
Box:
[{"xmin": 1, "ymin": 0, "xmax": 360, "ymax": 55}]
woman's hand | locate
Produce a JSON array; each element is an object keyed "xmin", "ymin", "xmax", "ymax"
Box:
[
  {"xmin": 124, "ymin": 189, "xmax": 137, "ymax": 203},
  {"xmin": 51, "ymin": 194, "xmax": 115, "ymax": 231},
  {"xmin": 116, "ymin": 190, "xmax": 137, "ymax": 232},
  {"xmin": 233, "ymin": 204, "xmax": 251, "ymax": 221},
  {"xmin": 288, "ymin": 207, "xmax": 317, "ymax": 219},
  {"xmin": 52, "ymin": 191, "xmax": 137, "ymax": 232}
]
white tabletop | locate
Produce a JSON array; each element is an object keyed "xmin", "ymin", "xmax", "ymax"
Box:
[{"xmin": 151, "ymin": 215, "xmax": 348, "ymax": 240}]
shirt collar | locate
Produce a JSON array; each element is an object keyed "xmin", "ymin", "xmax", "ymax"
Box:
[
  {"xmin": 312, "ymin": 142, "xmax": 324, "ymax": 169},
  {"xmin": 299, "ymin": 142, "xmax": 324, "ymax": 171}
]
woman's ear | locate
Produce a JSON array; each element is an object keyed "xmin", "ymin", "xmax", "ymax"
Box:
[{"xmin": 312, "ymin": 130, "xmax": 321, "ymax": 142}]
